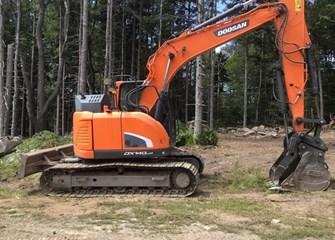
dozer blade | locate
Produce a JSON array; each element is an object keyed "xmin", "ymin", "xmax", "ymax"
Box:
[
  {"xmin": 270, "ymin": 133, "xmax": 332, "ymax": 191},
  {"xmin": 17, "ymin": 144, "xmax": 74, "ymax": 178}
]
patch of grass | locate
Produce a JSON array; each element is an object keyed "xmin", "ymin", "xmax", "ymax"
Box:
[
  {"xmin": 90, "ymin": 194, "xmax": 333, "ymax": 238},
  {"xmin": 0, "ymin": 187, "xmax": 29, "ymax": 199},
  {"xmin": 222, "ymin": 163, "xmax": 269, "ymax": 192},
  {"xmin": 94, "ymin": 197, "xmax": 269, "ymax": 230},
  {"xmin": 264, "ymin": 226, "xmax": 333, "ymax": 240},
  {"xmin": 204, "ymin": 198, "xmax": 266, "ymax": 217},
  {"xmin": 279, "ymin": 216, "xmax": 334, "ymax": 239},
  {"xmin": 154, "ymin": 200, "xmax": 202, "ymax": 224},
  {"xmin": 249, "ymin": 205, "xmax": 335, "ymax": 240},
  {"xmin": 201, "ymin": 165, "xmax": 269, "ymax": 193},
  {"xmin": 132, "ymin": 201, "xmax": 153, "ymax": 221},
  {"xmin": 86, "ymin": 200, "xmax": 155, "ymax": 225},
  {"xmin": 0, "ymin": 188, "xmax": 13, "ymax": 199}
]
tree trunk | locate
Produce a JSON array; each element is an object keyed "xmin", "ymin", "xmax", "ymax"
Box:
[
  {"xmin": 104, "ymin": 0, "xmax": 113, "ymax": 79},
  {"xmin": 56, "ymin": 94, "xmax": 60, "ymax": 135},
  {"xmin": 11, "ymin": 0, "xmax": 22, "ymax": 137},
  {"xmin": 131, "ymin": 16, "xmax": 136, "ymax": 76},
  {"xmin": 87, "ymin": 37, "xmax": 95, "ymax": 94},
  {"xmin": 20, "ymin": 92, "xmax": 25, "ymax": 136},
  {"xmin": 79, "ymin": 0, "xmax": 88, "ymax": 94},
  {"xmin": 4, "ymin": 43, "xmax": 14, "ymax": 136},
  {"xmin": 185, "ymin": 67, "xmax": 189, "ymax": 123},
  {"xmin": 78, "ymin": 0, "xmax": 83, "ymax": 93},
  {"xmin": 109, "ymin": 6, "xmax": 115, "ymax": 79},
  {"xmin": 19, "ymin": 49, "xmax": 36, "ymax": 132},
  {"xmin": 317, "ymin": 60, "xmax": 323, "ymax": 118},
  {"xmin": 194, "ymin": 0, "xmax": 204, "ymax": 137},
  {"xmin": 184, "ymin": 1, "xmax": 192, "ymax": 125},
  {"xmin": 55, "ymin": 4, "xmax": 62, "ymax": 135},
  {"xmin": 0, "ymin": 2, "xmax": 4, "ymax": 137},
  {"xmin": 243, "ymin": 39, "xmax": 249, "ymax": 128},
  {"xmin": 20, "ymin": 91, "xmax": 25, "ymax": 136},
  {"xmin": 209, "ymin": 51, "xmax": 215, "ymax": 129},
  {"xmin": 158, "ymin": 0, "xmax": 163, "ymax": 47},
  {"xmin": 29, "ymin": 11, "xmax": 36, "ymax": 137},
  {"xmin": 137, "ymin": 0, "xmax": 143, "ymax": 80},
  {"xmin": 62, "ymin": 65, "xmax": 65, "ymax": 136},
  {"xmin": 121, "ymin": 1, "xmax": 125, "ymax": 75},
  {"xmin": 36, "ymin": 0, "xmax": 49, "ymax": 132},
  {"xmin": 314, "ymin": 44, "xmax": 323, "ymax": 118},
  {"xmin": 255, "ymin": 33, "xmax": 264, "ymax": 124},
  {"xmin": 216, "ymin": 69, "xmax": 221, "ymax": 115},
  {"xmin": 209, "ymin": 1, "xmax": 216, "ymax": 129}
]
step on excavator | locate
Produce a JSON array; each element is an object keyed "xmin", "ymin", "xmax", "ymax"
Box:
[{"xmin": 18, "ymin": 0, "xmax": 332, "ymax": 197}]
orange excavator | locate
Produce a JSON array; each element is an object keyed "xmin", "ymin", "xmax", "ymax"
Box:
[{"xmin": 18, "ymin": 0, "xmax": 332, "ymax": 196}]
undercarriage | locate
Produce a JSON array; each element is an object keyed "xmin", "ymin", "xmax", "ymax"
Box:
[{"xmin": 18, "ymin": 146, "xmax": 204, "ymax": 197}]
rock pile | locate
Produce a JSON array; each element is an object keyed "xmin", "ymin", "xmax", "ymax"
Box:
[{"xmin": 218, "ymin": 125, "xmax": 292, "ymax": 138}]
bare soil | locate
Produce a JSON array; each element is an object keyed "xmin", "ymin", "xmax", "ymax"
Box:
[{"xmin": 1, "ymin": 132, "xmax": 335, "ymax": 240}]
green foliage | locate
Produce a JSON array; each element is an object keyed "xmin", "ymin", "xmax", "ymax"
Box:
[
  {"xmin": 176, "ymin": 121, "xmax": 195, "ymax": 146},
  {"xmin": 16, "ymin": 131, "xmax": 72, "ymax": 153},
  {"xmin": 176, "ymin": 122, "xmax": 218, "ymax": 146},
  {"xmin": 195, "ymin": 127, "xmax": 218, "ymax": 146},
  {"xmin": 0, "ymin": 155, "xmax": 21, "ymax": 181}
]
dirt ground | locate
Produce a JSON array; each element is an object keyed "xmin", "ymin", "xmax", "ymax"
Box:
[{"xmin": 0, "ymin": 132, "xmax": 335, "ymax": 240}]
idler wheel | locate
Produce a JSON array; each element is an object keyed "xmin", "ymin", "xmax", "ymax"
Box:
[{"xmin": 172, "ymin": 170, "xmax": 192, "ymax": 189}]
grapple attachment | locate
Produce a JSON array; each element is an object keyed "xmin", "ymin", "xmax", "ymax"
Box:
[{"xmin": 270, "ymin": 132, "xmax": 331, "ymax": 191}]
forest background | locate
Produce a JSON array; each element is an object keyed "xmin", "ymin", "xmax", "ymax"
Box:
[{"xmin": 0, "ymin": 0, "xmax": 334, "ymax": 138}]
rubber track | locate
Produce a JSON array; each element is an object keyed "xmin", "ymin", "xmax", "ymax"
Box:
[
  {"xmin": 170, "ymin": 148, "xmax": 205, "ymax": 174},
  {"xmin": 41, "ymin": 160, "xmax": 199, "ymax": 198}
]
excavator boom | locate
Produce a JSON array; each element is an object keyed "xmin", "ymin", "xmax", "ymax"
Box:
[{"xmin": 139, "ymin": 0, "xmax": 309, "ymax": 133}]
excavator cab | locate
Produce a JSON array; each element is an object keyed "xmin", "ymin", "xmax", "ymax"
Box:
[
  {"xmin": 116, "ymin": 80, "xmax": 143, "ymax": 111},
  {"xmin": 104, "ymin": 75, "xmax": 143, "ymax": 111}
]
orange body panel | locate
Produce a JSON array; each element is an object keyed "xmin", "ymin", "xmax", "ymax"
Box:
[
  {"xmin": 121, "ymin": 112, "xmax": 170, "ymax": 150},
  {"xmin": 73, "ymin": 111, "xmax": 170, "ymax": 159},
  {"xmin": 73, "ymin": 112, "xmax": 94, "ymax": 159},
  {"xmin": 92, "ymin": 112, "xmax": 122, "ymax": 150}
]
